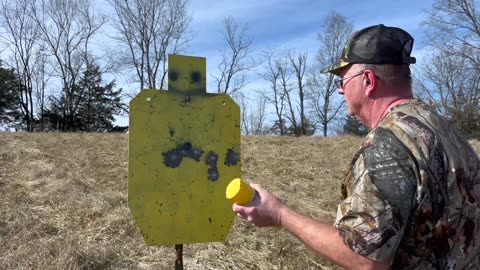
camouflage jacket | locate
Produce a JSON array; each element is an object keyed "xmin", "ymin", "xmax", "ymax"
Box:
[{"xmin": 335, "ymin": 100, "xmax": 480, "ymax": 269}]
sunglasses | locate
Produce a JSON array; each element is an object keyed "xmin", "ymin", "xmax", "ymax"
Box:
[
  {"xmin": 334, "ymin": 71, "xmax": 380, "ymax": 89},
  {"xmin": 334, "ymin": 71, "xmax": 364, "ymax": 89}
]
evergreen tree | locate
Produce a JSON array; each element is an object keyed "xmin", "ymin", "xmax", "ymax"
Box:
[
  {"xmin": 342, "ymin": 115, "xmax": 369, "ymax": 136},
  {"xmin": 76, "ymin": 64, "xmax": 127, "ymax": 132},
  {"xmin": 285, "ymin": 118, "xmax": 316, "ymax": 136},
  {"xmin": 0, "ymin": 64, "xmax": 23, "ymax": 129},
  {"xmin": 47, "ymin": 64, "xmax": 127, "ymax": 132}
]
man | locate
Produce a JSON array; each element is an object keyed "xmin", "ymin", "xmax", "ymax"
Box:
[{"xmin": 233, "ymin": 24, "xmax": 480, "ymax": 269}]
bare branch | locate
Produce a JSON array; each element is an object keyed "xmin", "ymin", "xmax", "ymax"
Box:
[
  {"xmin": 421, "ymin": 0, "xmax": 480, "ymax": 137},
  {"xmin": 0, "ymin": 0, "xmax": 42, "ymax": 130},
  {"xmin": 30, "ymin": 0, "xmax": 106, "ymax": 131},
  {"xmin": 308, "ymin": 11, "xmax": 352, "ymax": 136},
  {"xmin": 107, "ymin": 0, "xmax": 192, "ymax": 91},
  {"xmin": 213, "ymin": 16, "xmax": 255, "ymax": 95}
]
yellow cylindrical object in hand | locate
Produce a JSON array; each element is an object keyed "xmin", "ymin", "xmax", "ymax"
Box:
[{"xmin": 226, "ymin": 178, "xmax": 256, "ymax": 205}]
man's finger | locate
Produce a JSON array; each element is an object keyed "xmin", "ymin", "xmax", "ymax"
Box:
[{"xmin": 232, "ymin": 203, "xmax": 245, "ymax": 212}]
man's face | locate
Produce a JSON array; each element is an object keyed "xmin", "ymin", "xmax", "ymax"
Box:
[{"xmin": 336, "ymin": 65, "xmax": 365, "ymax": 117}]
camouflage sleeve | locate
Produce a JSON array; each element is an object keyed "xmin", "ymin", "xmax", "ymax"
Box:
[{"xmin": 335, "ymin": 127, "xmax": 418, "ymax": 263}]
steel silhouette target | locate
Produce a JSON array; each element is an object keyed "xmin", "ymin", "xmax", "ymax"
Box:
[{"xmin": 128, "ymin": 54, "xmax": 241, "ymax": 246}]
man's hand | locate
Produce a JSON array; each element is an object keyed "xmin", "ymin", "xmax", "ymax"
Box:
[
  {"xmin": 232, "ymin": 183, "xmax": 285, "ymax": 227},
  {"xmin": 231, "ymin": 183, "xmax": 391, "ymax": 270}
]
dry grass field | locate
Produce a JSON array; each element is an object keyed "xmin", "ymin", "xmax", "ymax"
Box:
[{"xmin": 1, "ymin": 133, "xmax": 479, "ymax": 270}]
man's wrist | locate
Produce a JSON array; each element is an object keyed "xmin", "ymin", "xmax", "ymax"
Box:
[{"xmin": 275, "ymin": 204, "xmax": 288, "ymax": 227}]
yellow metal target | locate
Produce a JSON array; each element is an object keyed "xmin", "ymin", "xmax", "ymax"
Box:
[{"xmin": 128, "ymin": 55, "xmax": 240, "ymax": 245}]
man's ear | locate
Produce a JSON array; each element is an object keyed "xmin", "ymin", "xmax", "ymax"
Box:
[{"xmin": 364, "ymin": 70, "xmax": 377, "ymax": 97}]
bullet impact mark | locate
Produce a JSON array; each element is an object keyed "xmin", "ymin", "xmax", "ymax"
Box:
[
  {"xmin": 206, "ymin": 151, "xmax": 219, "ymax": 181},
  {"xmin": 208, "ymin": 168, "xmax": 219, "ymax": 181},
  {"xmin": 191, "ymin": 72, "xmax": 201, "ymax": 83},
  {"xmin": 225, "ymin": 149, "xmax": 240, "ymax": 166},
  {"xmin": 162, "ymin": 142, "xmax": 204, "ymax": 168},
  {"xmin": 169, "ymin": 70, "xmax": 179, "ymax": 81},
  {"xmin": 162, "ymin": 148, "xmax": 183, "ymax": 168},
  {"xmin": 205, "ymin": 151, "xmax": 218, "ymax": 166}
]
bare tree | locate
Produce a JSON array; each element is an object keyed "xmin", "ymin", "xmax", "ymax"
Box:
[
  {"xmin": 415, "ymin": 50, "xmax": 480, "ymax": 137},
  {"xmin": 276, "ymin": 50, "xmax": 315, "ymax": 136},
  {"xmin": 31, "ymin": 0, "xmax": 106, "ymax": 131},
  {"xmin": 33, "ymin": 43, "xmax": 51, "ymax": 131},
  {"xmin": 419, "ymin": 0, "xmax": 480, "ymax": 137},
  {"xmin": 308, "ymin": 11, "xmax": 353, "ymax": 136},
  {"xmin": 278, "ymin": 53, "xmax": 297, "ymax": 134},
  {"xmin": 248, "ymin": 94, "xmax": 268, "ymax": 135},
  {"xmin": 235, "ymin": 92, "xmax": 268, "ymax": 135},
  {"xmin": 259, "ymin": 49, "xmax": 310, "ymax": 136},
  {"xmin": 108, "ymin": 0, "xmax": 191, "ymax": 91},
  {"xmin": 213, "ymin": 16, "xmax": 255, "ymax": 95},
  {"xmin": 0, "ymin": 0, "xmax": 40, "ymax": 131},
  {"xmin": 258, "ymin": 50, "xmax": 286, "ymax": 135},
  {"xmin": 236, "ymin": 92, "xmax": 250, "ymax": 135},
  {"xmin": 288, "ymin": 51, "xmax": 308, "ymax": 135},
  {"xmin": 424, "ymin": 0, "xmax": 480, "ymax": 70}
]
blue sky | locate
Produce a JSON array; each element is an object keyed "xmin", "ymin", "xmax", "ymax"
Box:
[
  {"xmin": 186, "ymin": 0, "xmax": 435, "ymax": 78},
  {"xmin": 114, "ymin": 0, "xmax": 436, "ymax": 126}
]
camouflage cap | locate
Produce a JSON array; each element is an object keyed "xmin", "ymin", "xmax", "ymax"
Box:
[{"xmin": 321, "ymin": 24, "xmax": 416, "ymax": 75}]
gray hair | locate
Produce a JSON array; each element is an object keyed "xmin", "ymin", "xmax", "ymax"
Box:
[{"xmin": 358, "ymin": 64, "xmax": 412, "ymax": 84}]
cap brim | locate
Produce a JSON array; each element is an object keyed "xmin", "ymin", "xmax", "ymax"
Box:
[{"xmin": 320, "ymin": 60, "xmax": 350, "ymax": 75}]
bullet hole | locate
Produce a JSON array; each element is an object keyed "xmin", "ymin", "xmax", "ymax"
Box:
[
  {"xmin": 162, "ymin": 143, "xmax": 204, "ymax": 168},
  {"xmin": 208, "ymin": 168, "xmax": 219, "ymax": 181},
  {"xmin": 169, "ymin": 71, "xmax": 179, "ymax": 81},
  {"xmin": 162, "ymin": 148, "xmax": 183, "ymax": 168},
  {"xmin": 225, "ymin": 149, "xmax": 240, "ymax": 166},
  {"xmin": 169, "ymin": 128, "xmax": 175, "ymax": 137},
  {"xmin": 208, "ymin": 217, "xmax": 212, "ymax": 223},
  {"xmin": 182, "ymin": 142, "xmax": 192, "ymax": 151},
  {"xmin": 184, "ymin": 147, "xmax": 203, "ymax": 162},
  {"xmin": 191, "ymin": 72, "xmax": 201, "ymax": 83},
  {"xmin": 205, "ymin": 151, "xmax": 218, "ymax": 166},
  {"xmin": 206, "ymin": 151, "xmax": 219, "ymax": 181}
]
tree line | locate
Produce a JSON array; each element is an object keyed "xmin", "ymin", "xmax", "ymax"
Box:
[
  {"xmin": 0, "ymin": 0, "xmax": 478, "ymax": 138},
  {"xmin": 237, "ymin": 0, "xmax": 480, "ymax": 138},
  {"xmin": 0, "ymin": 0, "xmax": 129, "ymax": 132}
]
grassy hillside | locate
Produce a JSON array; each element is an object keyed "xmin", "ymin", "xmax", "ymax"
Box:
[{"xmin": 1, "ymin": 133, "xmax": 479, "ymax": 270}]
